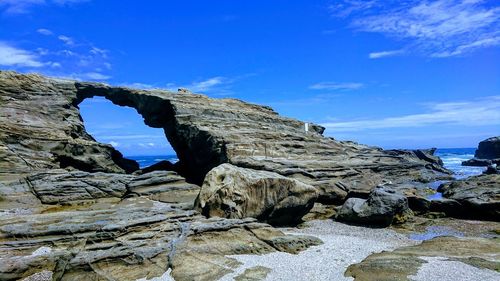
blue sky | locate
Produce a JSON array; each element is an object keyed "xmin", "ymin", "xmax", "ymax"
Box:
[{"xmin": 1, "ymin": 0, "xmax": 499, "ymax": 155}]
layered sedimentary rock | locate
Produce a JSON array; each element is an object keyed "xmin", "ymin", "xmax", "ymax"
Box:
[
  {"xmin": 437, "ymin": 174, "xmax": 500, "ymax": 220},
  {"xmin": 346, "ymin": 236, "xmax": 500, "ymax": 281},
  {"xmin": 0, "ymin": 197, "xmax": 321, "ymax": 281},
  {"xmin": 0, "ymin": 71, "xmax": 451, "ymax": 204},
  {"xmin": 0, "ymin": 71, "xmax": 456, "ymax": 280},
  {"xmin": 195, "ymin": 163, "xmax": 318, "ymax": 225}
]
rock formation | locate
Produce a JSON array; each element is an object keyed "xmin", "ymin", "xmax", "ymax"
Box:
[
  {"xmin": 195, "ymin": 163, "xmax": 318, "ymax": 225},
  {"xmin": 0, "ymin": 71, "xmax": 457, "ymax": 280},
  {"xmin": 0, "ymin": 71, "xmax": 451, "ymax": 203},
  {"xmin": 437, "ymin": 174, "xmax": 499, "ymax": 220},
  {"xmin": 346, "ymin": 236, "xmax": 500, "ymax": 281},
  {"xmin": 475, "ymin": 136, "xmax": 500, "ymax": 159},
  {"xmin": 336, "ymin": 186, "xmax": 413, "ymax": 227},
  {"xmin": 462, "ymin": 136, "xmax": 500, "ymax": 167}
]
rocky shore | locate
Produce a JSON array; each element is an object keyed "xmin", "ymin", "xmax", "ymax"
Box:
[{"xmin": 1, "ymin": 71, "xmax": 498, "ymax": 280}]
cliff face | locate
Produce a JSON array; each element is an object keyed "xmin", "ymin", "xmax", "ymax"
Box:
[{"xmin": 0, "ymin": 71, "xmax": 450, "ymax": 202}]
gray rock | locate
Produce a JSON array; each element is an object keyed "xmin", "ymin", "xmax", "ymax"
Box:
[
  {"xmin": 475, "ymin": 136, "xmax": 500, "ymax": 159},
  {"xmin": 462, "ymin": 136, "xmax": 500, "ymax": 167},
  {"xmin": 0, "ymin": 198, "xmax": 320, "ymax": 281},
  {"xmin": 28, "ymin": 170, "xmax": 133, "ymax": 204},
  {"xmin": 336, "ymin": 187, "xmax": 413, "ymax": 227},
  {"xmin": 195, "ymin": 164, "xmax": 318, "ymax": 225},
  {"xmin": 127, "ymin": 170, "xmax": 200, "ymax": 204},
  {"xmin": 438, "ymin": 174, "xmax": 499, "ymax": 220},
  {"xmin": 1, "ymin": 71, "xmax": 452, "ymax": 204}
]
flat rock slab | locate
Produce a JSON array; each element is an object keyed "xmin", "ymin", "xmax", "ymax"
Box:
[
  {"xmin": 346, "ymin": 236, "xmax": 500, "ymax": 281},
  {"xmin": 0, "ymin": 197, "xmax": 320, "ymax": 281}
]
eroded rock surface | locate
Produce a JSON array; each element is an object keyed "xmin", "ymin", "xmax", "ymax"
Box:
[
  {"xmin": 336, "ymin": 187, "xmax": 413, "ymax": 227},
  {"xmin": 195, "ymin": 163, "xmax": 318, "ymax": 225},
  {"xmin": 0, "ymin": 71, "xmax": 458, "ymax": 280},
  {"xmin": 346, "ymin": 236, "xmax": 500, "ymax": 281},
  {"xmin": 0, "ymin": 197, "xmax": 321, "ymax": 281},
  {"xmin": 438, "ymin": 174, "xmax": 500, "ymax": 220},
  {"xmin": 1, "ymin": 71, "xmax": 451, "ymax": 202}
]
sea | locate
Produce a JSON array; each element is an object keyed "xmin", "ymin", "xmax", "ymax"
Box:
[{"xmin": 126, "ymin": 148, "xmax": 485, "ymax": 179}]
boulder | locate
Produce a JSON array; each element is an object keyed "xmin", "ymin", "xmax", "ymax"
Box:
[
  {"xmin": 462, "ymin": 136, "xmax": 500, "ymax": 167},
  {"xmin": 336, "ymin": 187, "xmax": 413, "ymax": 227},
  {"xmin": 475, "ymin": 136, "xmax": 500, "ymax": 159},
  {"xmin": 438, "ymin": 174, "xmax": 499, "ymax": 220},
  {"xmin": 195, "ymin": 163, "xmax": 318, "ymax": 225}
]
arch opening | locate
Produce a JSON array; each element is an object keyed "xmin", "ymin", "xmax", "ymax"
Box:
[{"xmin": 79, "ymin": 96, "xmax": 179, "ymax": 173}]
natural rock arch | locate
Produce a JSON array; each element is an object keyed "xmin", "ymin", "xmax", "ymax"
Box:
[{"xmin": 74, "ymin": 82, "xmax": 228, "ymax": 184}]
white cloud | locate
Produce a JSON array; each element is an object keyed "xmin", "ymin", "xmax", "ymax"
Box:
[
  {"xmin": 109, "ymin": 141, "xmax": 119, "ymax": 147},
  {"xmin": 334, "ymin": 0, "xmax": 500, "ymax": 57},
  {"xmin": 80, "ymin": 72, "xmax": 110, "ymax": 80},
  {"xmin": 58, "ymin": 35, "xmax": 74, "ymax": 46},
  {"xmin": 0, "ymin": 0, "xmax": 89, "ymax": 14},
  {"xmin": 37, "ymin": 28, "xmax": 53, "ymax": 36},
  {"xmin": 0, "ymin": 0, "xmax": 44, "ymax": 14},
  {"xmin": 120, "ymin": 82, "xmax": 156, "ymax": 90},
  {"xmin": 309, "ymin": 82, "xmax": 363, "ymax": 90},
  {"xmin": 0, "ymin": 42, "xmax": 43, "ymax": 67},
  {"xmin": 90, "ymin": 47, "xmax": 108, "ymax": 58},
  {"xmin": 321, "ymin": 96, "xmax": 500, "ymax": 132},
  {"xmin": 187, "ymin": 77, "xmax": 226, "ymax": 92},
  {"xmin": 369, "ymin": 49, "xmax": 404, "ymax": 59},
  {"xmin": 329, "ymin": 0, "xmax": 377, "ymax": 18}
]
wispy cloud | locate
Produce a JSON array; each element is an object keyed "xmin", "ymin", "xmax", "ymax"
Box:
[
  {"xmin": 2, "ymin": 28, "xmax": 112, "ymax": 81},
  {"xmin": 369, "ymin": 49, "xmax": 404, "ymax": 59},
  {"xmin": 0, "ymin": 0, "xmax": 89, "ymax": 14},
  {"xmin": 309, "ymin": 82, "xmax": 363, "ymax": 90},
  {"xmin": 332, "ymin": 0, "xmax": 500, "ymax": 57},
  {"xmin": 186, "ymin": 76, "xmax": 226, "ymax": 92},
  {"xmin": 37, "ymin": 28, "xmax": 53, "ymax": 36},
  {"xmin": 57, "ymin": 35, "xmax": 75, "ymax": 46},
  {"xmin": 321, "ymin": 96, "xmax": 500, "ymax": 132},
  {"xmin": 0, "ymin": 42, "xmax": 43, "ymax": 67}
]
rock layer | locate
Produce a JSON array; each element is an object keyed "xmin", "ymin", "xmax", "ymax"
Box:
[
  {"xmin": 0, "ymin": 197, "xmax": 321, "ymax": 281},
  {"xmin": 346, "ymin": 236, "xmax": 500, "ymax": 281}
]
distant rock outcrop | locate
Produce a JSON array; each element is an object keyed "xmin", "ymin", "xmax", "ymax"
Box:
[
  {"xmin": 462, "ymin": 136, "xmax": 500, "ymax": 167},
  {"xmin": 475, "ymin": 136, "xmax": 500, "ymax": 159}
]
